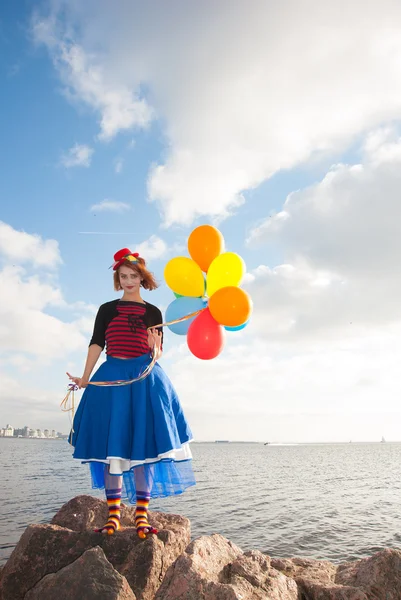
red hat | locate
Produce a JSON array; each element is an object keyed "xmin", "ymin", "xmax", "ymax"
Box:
[{"xmin": 111, "ymin": 248, "xmax": 140, "ymax": 270}]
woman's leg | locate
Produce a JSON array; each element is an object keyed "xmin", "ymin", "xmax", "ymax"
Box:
[
  {"xmin": 134, "ymin": 465, "xmax": 158, "ymax": 539},
  {"xmin": 95, "ymin": 465, "xmax": 123, "ymax": 535}
]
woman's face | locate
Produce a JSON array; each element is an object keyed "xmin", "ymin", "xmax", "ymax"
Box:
[{"xmin": 119, "ymin": 265, "xmax": 141, "ymax": 293}]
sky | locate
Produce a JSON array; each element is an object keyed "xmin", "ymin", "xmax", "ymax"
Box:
[{"xmin": 2, "ymin": 0, "xmax": 401, "ymax": 442}]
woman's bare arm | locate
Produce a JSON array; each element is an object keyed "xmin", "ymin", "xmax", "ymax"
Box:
[{"xmin": 67, "ymin": 344, "xmax": 103, "ymax": 388}]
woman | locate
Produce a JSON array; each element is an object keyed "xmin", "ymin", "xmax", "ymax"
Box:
[{"xmin": 67, "ymin": 248, "xmax": 195, "ymax": 538}]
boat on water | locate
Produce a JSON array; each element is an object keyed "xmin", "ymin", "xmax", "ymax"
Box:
[{"xmin": 381, "ymin": 436, "xmax": 386, "ymax": 443}]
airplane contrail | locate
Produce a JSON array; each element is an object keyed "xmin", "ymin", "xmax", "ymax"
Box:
[{"xmin": 79, "ymin": 231, "xmax": 146, "ymax": 235}]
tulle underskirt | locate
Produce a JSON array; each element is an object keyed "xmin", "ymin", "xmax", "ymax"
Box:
[{"xmin": 88, "ymin": 454, "xmax": 195, "ymax": 502}]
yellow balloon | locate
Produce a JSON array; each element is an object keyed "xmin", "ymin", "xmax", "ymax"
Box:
[
  {"xmin": 206, "ymin": 252, "xmax": 245, "ymax": 297},
  {"xmin": 164, "ymin": 257, "xmax": 205, "ymax": 297}
]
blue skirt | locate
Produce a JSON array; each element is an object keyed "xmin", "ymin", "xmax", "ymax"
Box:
[{"xmin": 70, "ymin": 353, "xmax": 195, "ymax": 502}]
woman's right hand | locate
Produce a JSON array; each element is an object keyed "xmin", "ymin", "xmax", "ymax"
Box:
[{"xmin": 66, "ymin": 372, "xmax": 88, "ymax": 389}]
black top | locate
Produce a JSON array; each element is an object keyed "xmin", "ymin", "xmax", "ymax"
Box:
[{"xmin": 89, "ymin": 299, "xmax": 163, "ymax": 354}]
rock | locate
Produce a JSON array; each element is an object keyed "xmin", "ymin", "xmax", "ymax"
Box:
[
  {"xmin": 155, "ymin": 534, "xmax": 298, "ymax": 599},
  {"xmin": 51, "ymin": 494, "xmax": 190, "ymax": 537},
  {"xmin": 25, "ymin": 546, "xmax": 136, "ymax": 600},
  {"xmin": 52, "ymin": 495, "xmax": 191, "ymax": 600},
  {"xmin": 181, "ymin": 533, "xmax": 243, "ymax": 579},
  {"xmin": 295, "ymin": 581, "xmax": 369, "ymax": 599},
  {"xmin": 2, "ymin": 496, "xmax": 401, "ymax": 600},
  {"xmin": 155, "ymin": 534, "xmax": 243, "ymax": 599},
  {"xmin": 50, "ymin": 494, "xmax": 109, "ymax": 532},
  {"xmin": 271, "ymin": 556, "xmax": 337, "ymax": 585},
  {"xmin": 271, "ymin": 556, "xmax": 369, "ymax": 599},
  {"xmin": 0, "ymin": 524, "xmax": 94, "ymax": 600},
  {"xmin": 228, "ymin": 550, "xmax": 299, "ymax": 599},
  {"xmin": 336, "ymin": 548, "xmax": 401, "ymax": 600},
  {"xmin": 0, "ymin": 495, "xmax": 191, "ymax": 600},
  {"xmin": 272, "ymin": 549, "xmax": 401, "ymax": 600}
]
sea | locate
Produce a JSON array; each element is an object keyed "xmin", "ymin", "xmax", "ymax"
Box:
[{"xmin": 1, "ymin": 438, "xmax": 401, "ymax": 566}]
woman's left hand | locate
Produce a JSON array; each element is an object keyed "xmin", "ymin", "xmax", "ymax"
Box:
[{"xmin": 147, "ymin": 328, "xmax": 162, "ymax": 356}]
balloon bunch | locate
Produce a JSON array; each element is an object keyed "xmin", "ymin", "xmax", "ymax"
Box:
[{"xmin": 164, "ymin": 225, "xmax": 252, "ymax": 360}]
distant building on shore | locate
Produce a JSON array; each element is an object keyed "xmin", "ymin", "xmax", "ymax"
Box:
[
  {"xmin": 0, "ymin": 424, "xmax": 14, "ymax": 437},
  {"xmin": 0, "ymin": 425, "xmax": 67, "ymax": 439}
]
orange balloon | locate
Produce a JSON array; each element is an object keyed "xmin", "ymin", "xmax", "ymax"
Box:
[
  {"xmin": 209, "ymin": 286, "xmax": 252, "ymax": 327},
  {"xmin": 188, "ymin": 225, "xmax": 224, "ymax": 272}
]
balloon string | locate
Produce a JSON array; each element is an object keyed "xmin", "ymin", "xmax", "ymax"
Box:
[
  {"xmin": 151, "ymin": 307, "xmax": 206, "ymax": 330},
  {"xmin": 88, "ymin": 308, "xmax": 206, "ymax": 387},
  {"xmin": 60, "ymin": 384, "xmax": 78, "ymax": 432},
  {"xmin": 88, "ymin": 348, "xmax": 158, "ymax": 387},
  {"xmin": 62, "ymin": 307, "xmax": 207, "ymax": 416}
]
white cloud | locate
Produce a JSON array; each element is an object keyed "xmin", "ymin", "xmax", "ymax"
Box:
[
  {"xmin": 114, "ymin": 157, "xmax": 124, "ymax": 174},
  {"xmin": 135, "ymin": 235, "xmax": 168, "ymax": 261},
  {"xmin": 32, "ymin": 14, "xmax": 153, "ymax": 141},
  {"xmin": 0, "ymin": 264, "xmax": 86, "ymax": 359},
  {"xmin": 245, "ymin": 129, "xmax": 401, "ymax": 340},
  {"xmin": 90, "ymin": 199, "xmax": 130, "ymax": 212},
  {"xmin": 32, "ymin": 1, "xmax": 401, "ymax": 225},
  {"xmin": 60, "ymin": 143, "xmax": 93, "ymax": 168},
  {"xmin": 0, "ymin": 221, "xmax": 61, "ymax": 269},
  {"xmin": 248, "ymin": 128, "xmax": 401, "ymax": 276},
  {"xmin": 166, "ymin": 328, "xmax": 401, "ymax": 442},
  {"xmin": 0, "ymin": 223, "xmax": 93, "ymax": 430}
]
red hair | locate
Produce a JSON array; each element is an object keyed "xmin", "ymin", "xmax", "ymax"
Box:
[{"xmin": 113, "ymin": 257, "xmax": 159, "ymax": 291}]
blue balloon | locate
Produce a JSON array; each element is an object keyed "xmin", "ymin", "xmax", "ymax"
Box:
[
  {"xmin": 224, "ymin": 320, "xmax": 249, "ymax": 332},
  {"xmin": 166, "ymin": 297, "xmax": 207, "ymax": 335}
]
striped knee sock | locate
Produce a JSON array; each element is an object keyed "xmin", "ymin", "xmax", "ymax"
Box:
[
  {"xmin": 135, "ymin": 492, "xmax": 158, "ymax": 539},
  {"xmin": 95, "ymin": 487, "xmax": 122, "ymax": 535}
]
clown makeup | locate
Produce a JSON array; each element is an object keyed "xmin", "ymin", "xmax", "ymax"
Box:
[{"xmin": 119, "ymin": 265, "xmax": 142, "ymax": 294}]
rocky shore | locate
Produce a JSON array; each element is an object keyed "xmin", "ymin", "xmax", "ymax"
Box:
[{"xmin": 1, "ymin": 495, "xmax": 400, "ymax": 599}]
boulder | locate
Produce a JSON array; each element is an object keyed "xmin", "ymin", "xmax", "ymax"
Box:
[
  {"xmin": 336, "ymin": 548, "xmax": 401, "ymax": 600},
  {"xmin": 271, "ymin": 549, "xmax": 401, "ymax": 599},
  {"xmin": 2, "ymin": 496, "xmax": 401, "ymax": 600},
  {"xmin": 271, "ymin": 556, "xmax": 337, "ymax": 584},
  {"xmin": 294, "ymin": 581, "xmax": 368, "ymax": 600},
  {"xmin": 25, "ymin": 546, "xmax": 136, "ymax": 600},
  {"xmin": 0, "ymin": 524, "xmax": 94, "ymax": 600},
  {"xmin": 155, "ymin": 534, "xmax": 298, "ymax": 599},
  {"xmin": 271, "ymin": 552, "xmax": 401, "ymax": 599},
  {"xmin": 50, "ymin": 494, "xmax": 109, "ymax": 532},
  {"xmin": 0, "ymin": 495, "xmax": 190, "ymax": 600}
]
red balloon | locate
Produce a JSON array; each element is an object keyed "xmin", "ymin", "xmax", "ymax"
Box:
[{"xmin": 187, "ymin": 308, "xmax": 225, "ymax": 360}]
